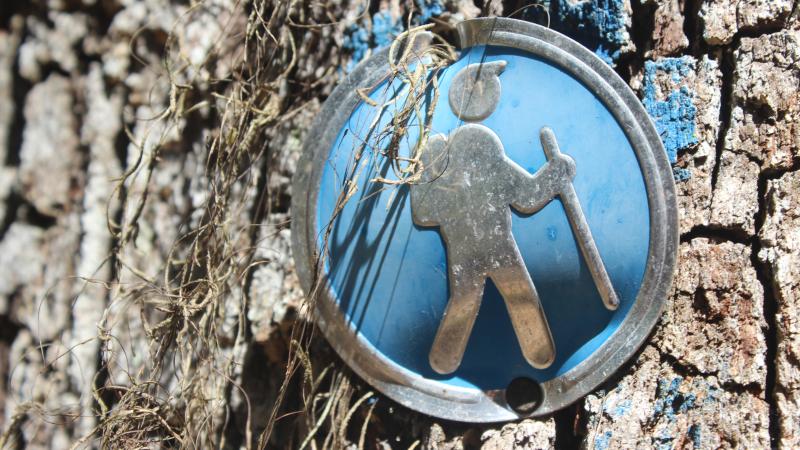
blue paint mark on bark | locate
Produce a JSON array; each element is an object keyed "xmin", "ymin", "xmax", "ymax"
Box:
[
  {"xmin": 342, "ymin": 24, "xmax": 371, "ymax": 70},
  {"xmin": 342, "ymin": 11, "xmax": 404, "ymax": 71},
  {"xmin": 642, "ymin": 57, "xmax": 699, "ymax": 181},
  {"xmin": 594, "ymin": 430, "xmax": 613, "ymax": 450},
  {"xmin": 654, "ymin": 377, "xmax": 698, "ymax": 420},
  {"xmin": 610, "ymin": 398, "xmax": 632, "ymax": 417},
  {"xmin": 414, "ymin": 0, "xmax": 445, "ymax": 24},
  {"xmin": 551, "ymin": 0, "xmax": 630, "ymax": 65},
  {"xmin": 372, "ymin": 11, "xmax": 404, "ymax": 47},
  {"xmin": 673, "ymin": 166, "xmax": 692, "ymax": 181},
  {"xmin": 642, "ymin": 57, "xmax": 698, "ymax": 163},
  {"xmin": 342, "ymin": 3, "xmax": 444, "ymax": 71}
]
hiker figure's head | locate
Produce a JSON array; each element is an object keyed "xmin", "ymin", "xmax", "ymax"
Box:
[{"xmin": 448, "ymin": 60, "xmax": 507, "ymax": 122}]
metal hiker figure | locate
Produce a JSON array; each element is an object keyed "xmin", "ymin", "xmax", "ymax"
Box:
[{"xmin": 411, "ymin": 61, "xmax": 620, "ymax": 375}]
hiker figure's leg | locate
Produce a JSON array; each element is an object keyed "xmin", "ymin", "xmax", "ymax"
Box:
[
  {"xmin": 490, "ymin": 257, "xmax": 555, "ymax": 369},
  {"xmin": 428, "ymin": 266, "xmax": 487, "ymax": 375}
]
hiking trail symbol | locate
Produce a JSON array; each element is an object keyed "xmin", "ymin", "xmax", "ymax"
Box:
[{"xmin": 410, "ymin": 61, "xmax": 620, "ymax": 375}]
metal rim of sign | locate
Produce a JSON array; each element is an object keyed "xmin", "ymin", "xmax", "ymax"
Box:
[{"xmin": 291, "ymin": 17, "xmax": 678, "ymax": 422}]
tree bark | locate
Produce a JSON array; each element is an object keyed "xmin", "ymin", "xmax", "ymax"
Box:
[{"xmin": 0, "ymin": 0, "xmax": 797, "ymax": 448}]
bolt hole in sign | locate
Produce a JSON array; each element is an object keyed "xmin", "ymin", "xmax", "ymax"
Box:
[{"xmin": 292, "ymin": 18, "xmax": 677, "ymax": 422}]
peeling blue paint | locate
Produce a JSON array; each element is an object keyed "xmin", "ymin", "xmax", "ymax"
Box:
[
  {"xmin": 654, "ymin": 377, "xmax": 697, "ymax": 421},
  {"xmin": 414, "ymin": 0, "xmax": 445, "ymax": 24},
  {"xmin": 343, "ymin": 1, "xmax": 443, "ymax": 71},
  {"xmin": 673, "ymin": 166, "xmax": 691, "ymax": 182},
  {"xmin": 604, "ymin": 398, "xmax": 632, "ymax": 418},
  {"xmin": 342, "ymin": 11, "xmax": 405, "ymax": 71},
  {"xmin": 372, "ymin": 11, "xmax": 404, "ymax": 48},
  {"xmin": 552, "ymin": 0, "xmax": 630, "ymax": 65},
  {"xmin": 342, "ymin": 24, "xmax": 371, "ymax": 70},
  {"xmin": 642, "ymin": 57, "xmax": 699, "ymax": 181},
  {"xmin": 647, "ymin": 85, "xmax": 697, "ymax": 163},
  {"xmin": 594, "ymin": 430, "xmax": 613, "ymax": 450},
  {"xmin": 643, "ymin": 58, "xmax": 698, "ymax": 164},
  {"xmin": 612, "ymin": 399, "xmax": 632, "ymax": 417},
  {"xmin": 653, "ymin": 377, "xmax": 682, "ymax": 417}
]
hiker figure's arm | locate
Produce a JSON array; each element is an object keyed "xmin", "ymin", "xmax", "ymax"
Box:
[
  {"xmin": 507, "ymin": 134, "xmax": 576, "ymax": 214},
  {"xmin": 410, "ymin": 134, "xmax": 448, "ymax": 226}
]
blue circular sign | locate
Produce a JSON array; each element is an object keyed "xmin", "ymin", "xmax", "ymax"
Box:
[{"xmin": 292, "ymin": 18, "xmax": 677, "ymax": 421}]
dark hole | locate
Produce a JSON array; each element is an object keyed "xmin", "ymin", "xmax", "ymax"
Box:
[{"xmin": 505, "ymin": 377, "xmax": 543, "ymax": 415}]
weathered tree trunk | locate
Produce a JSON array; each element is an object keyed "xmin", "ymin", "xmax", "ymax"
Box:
[{"xmin": 0, "ymin": 0, "xmax": 797, "ymax": 448}]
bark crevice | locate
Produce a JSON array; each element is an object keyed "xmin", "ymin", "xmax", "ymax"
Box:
[
  {"xmin": 752, "ymin": 158, "xmax": 800, "ymax": 447},
  {"xmin": 709, "ymin": 45, "xmax": 734, "ymax": 193}
]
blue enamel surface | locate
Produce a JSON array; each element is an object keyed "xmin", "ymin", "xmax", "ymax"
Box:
[{"xmin": 317, "ymin": 45, "xmax": 650, "ymax": 390}]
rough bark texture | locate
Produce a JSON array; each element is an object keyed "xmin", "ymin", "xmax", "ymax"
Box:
[{"xmin": 0, "ymin": 0, "xmax": 798, "ymax": 449}]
